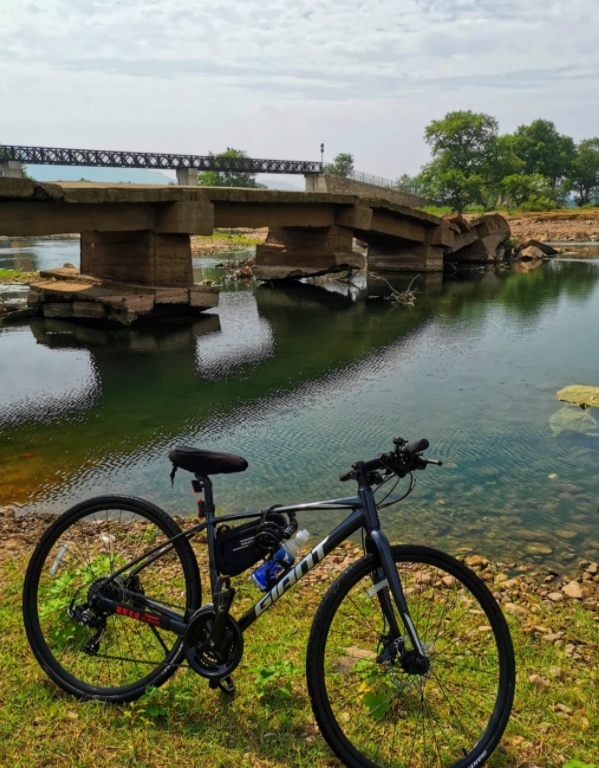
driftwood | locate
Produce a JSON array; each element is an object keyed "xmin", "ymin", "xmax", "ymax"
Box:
[{"xmin": 367, "ymin": 272, "xmax": 421, "ymax": 306}]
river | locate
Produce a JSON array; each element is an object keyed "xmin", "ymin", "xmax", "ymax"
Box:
[{"xmin": 1, "ymin": 238, "xmax": 598, "ymax": 570}]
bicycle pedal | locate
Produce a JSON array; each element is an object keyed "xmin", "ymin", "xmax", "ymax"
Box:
[{"xmin": 209, "ymin": 676, "xmax": 235, "ymax": 695}]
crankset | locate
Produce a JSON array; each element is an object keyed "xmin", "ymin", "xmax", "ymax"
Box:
[{"xmin": 184, "ymin": 606, "xmax": 243, "ymax": 680}]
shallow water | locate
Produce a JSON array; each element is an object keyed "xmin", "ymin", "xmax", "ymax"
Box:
[{"xmin": 1, "ymin": 240, "xmax": 598, "ymax": 570}]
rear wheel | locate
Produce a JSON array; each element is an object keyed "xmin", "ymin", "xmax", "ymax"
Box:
[
  {"xmin": 23, "ymin": 495, "xmax": 201, "ymax": 702},
  {"xmin": 306, "ymin": 545, "xmax": 515, "ymax": 768}
]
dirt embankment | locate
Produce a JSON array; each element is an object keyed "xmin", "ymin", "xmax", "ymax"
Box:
[
  {"xmin": 190, "ymin": 228, "xmax": 267, "ymax": 256},
  {"xmin": 506, "ymin": 210, "xmax": 599, "ymax": 243}
]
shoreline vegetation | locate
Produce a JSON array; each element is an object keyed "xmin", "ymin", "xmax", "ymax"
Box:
[{"xmin": 0, "ymin": 507, "xmax": 597, "ymax": 767}]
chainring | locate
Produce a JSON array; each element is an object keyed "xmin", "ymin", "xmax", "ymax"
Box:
[{"xmin": 184, "ymin": 606, "xmax": 243, "ymax": 680}]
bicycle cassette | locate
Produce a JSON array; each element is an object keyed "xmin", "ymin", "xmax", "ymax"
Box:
[{"xmin": 184, "ymin": 606, "xmax": 243, "ymax": 680}]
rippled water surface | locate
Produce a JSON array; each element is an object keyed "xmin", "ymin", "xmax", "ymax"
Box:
[{"xmin": 1, "ymin": 240, "xmax": 598, "ymax": 569}]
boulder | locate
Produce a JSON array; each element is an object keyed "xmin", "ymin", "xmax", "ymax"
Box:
[
  {"xmin": 556, "ymin": 385, "xmax": 599, "ymax": 409},
  {"xmin": 521, "ymin": 239, "xmax": 558, "ymax": 256},
  {"xmin": 470, "ymin": 213, "xmax": 511, "ymax": 239},
  {"xmin": 520, "ymin": 246, "xmax": 545, "ymax": 261}
]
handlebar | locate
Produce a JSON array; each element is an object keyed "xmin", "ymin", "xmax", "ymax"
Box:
[{"xmin": 339, "ymin": 437, "xmax": 442, "ymax": 482}]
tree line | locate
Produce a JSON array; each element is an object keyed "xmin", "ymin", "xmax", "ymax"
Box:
[{"xmin": 394, "ymin": 112, "xmax": 599, "ymax": 212}]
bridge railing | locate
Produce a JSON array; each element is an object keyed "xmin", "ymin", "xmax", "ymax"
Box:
[{"xmin": 346, "ymin": 170, "xmax": 399, "ymax": 189}]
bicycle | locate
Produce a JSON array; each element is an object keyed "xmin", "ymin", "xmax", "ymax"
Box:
[{"xmin": 23, "ymin": 436, "xmax": 515, "ymax": 768}]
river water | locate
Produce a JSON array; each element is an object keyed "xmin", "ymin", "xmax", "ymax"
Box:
[{"xmin": 1, "ymin": 239, "xmax": 598, "ymax": 570}]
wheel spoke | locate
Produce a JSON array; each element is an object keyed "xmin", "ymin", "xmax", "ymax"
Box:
[
  {"xmin": 313, "ymin": 548, "xmax": 513, "ymax": 768},
  {"xmin": 27, "ymin": 500, "xmax": 197, "ymax": 698}
]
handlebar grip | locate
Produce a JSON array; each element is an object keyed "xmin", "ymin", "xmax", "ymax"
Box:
[
  {"xmin": 403, "ymin": 438, "xmax": 429, "ymax": 456},
  {"xmin": 339, "ymin": 470, "xmax": 352, "ymax": 482}
]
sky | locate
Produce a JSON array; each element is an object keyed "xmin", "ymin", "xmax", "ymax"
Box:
[{"xmin": 1, "ymin": 0, "xmax": 599, "ymax": 180}]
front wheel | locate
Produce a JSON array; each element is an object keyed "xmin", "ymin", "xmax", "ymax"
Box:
[
  {"xmin": 23, "ymin": 495, "xmax": 202, "ymax": 702},
  {"xmin": 306, "ymin": 545, "xmax": 515, "ymax": 768}
]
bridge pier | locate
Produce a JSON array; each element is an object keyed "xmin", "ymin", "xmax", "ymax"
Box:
[
  {"xmin": 81, "ymin": 230, "xmax": 194, "ymax": 287},
  {"xmin": 0, "ymin": 160, "xmax": 23, "ymax": 178},
  {"xmin": 366, "ymin": 240, "xmax": 444, "ymax": 272},
  {"xmin": 253, "ymin": 225, "xmax": 365, "ymax": 280},
  {"xmin": 176, "ymin": 168, "xmax": 199, "ymax": 186}
]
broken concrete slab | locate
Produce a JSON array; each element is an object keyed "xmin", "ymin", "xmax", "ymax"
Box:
[
  {"xmin": 520, "ymin": 245, "xmax": 545, "ymax": 260},
  {"xmin": 521, "ymin": 239, "xmax": 558, "ymax": 256},
  {"xmin": 27, "ymin": 268, "xmax": 219, "ymax": 326}
]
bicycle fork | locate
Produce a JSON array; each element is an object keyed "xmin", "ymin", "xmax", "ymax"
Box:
[
  {"xmin": 368, "ymin": 529, "xmax": 425, "ymax": 657},
  {"xmin": 358, "ymin": 470, "xmax": 425, "ymax": 658}
]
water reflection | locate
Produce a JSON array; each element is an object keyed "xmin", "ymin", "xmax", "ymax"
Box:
[
  {"xmin": 0, "ymin": 239, "xmax": 79, "ymax": 272},
  {"xmin": 1, "ymin": 250, "xmax": 599, "ymax": 571}
]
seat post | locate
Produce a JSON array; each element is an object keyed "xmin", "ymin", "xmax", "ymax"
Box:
[{"xmin": 195, "ymin": 474, "xmax": 219, "ymax": 597}]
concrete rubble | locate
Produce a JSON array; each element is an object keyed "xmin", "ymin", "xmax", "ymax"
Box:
[{"xmin": 27, "ymin": 267, "xmax": 218, "ymax": 326}]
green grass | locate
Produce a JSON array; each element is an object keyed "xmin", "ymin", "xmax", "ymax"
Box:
[
  {"xmin": 1, "ymin": 548, "xmax": 598, "ymax": 767},
  {"xmin": 194, "ymin": 231, "xmax": 264, "ymax": 246},
  {"xmin": 0, "ymin": 268, "xmax": 38, "ymax": 283}
]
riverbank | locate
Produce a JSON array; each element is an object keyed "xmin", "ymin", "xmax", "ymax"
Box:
[
  {"xmin": 191, "ymin": 228, "xmax": 267, "ymax": 255},
  {"xmin": 505, "ymin": 210, "xmax": 599, "ymax": 245},
  {"xmin": 0, "ymin": 508, "xmax": 597, "ymax": 767},
  {"xmin": 0, "ymin": 268, "xmax": 38, "ymax": 284}
]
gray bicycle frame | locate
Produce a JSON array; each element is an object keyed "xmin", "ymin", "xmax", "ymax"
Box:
[
  {"xmin": 102, "ymin": 464, "xmax": 424, "ymax": 654},
  {"xmin": 201, "ymin": 466, "xmax": 424, "ymax": 652}
]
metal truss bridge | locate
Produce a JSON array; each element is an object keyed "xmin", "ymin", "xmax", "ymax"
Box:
[{"xmin": 0, "ymin": 145, "xmax": 323, "ymax": 175}]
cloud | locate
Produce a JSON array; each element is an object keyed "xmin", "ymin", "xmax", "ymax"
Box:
[{"xmin": 1, "ymin": 0, "xmax": 599, "ymax": 175}]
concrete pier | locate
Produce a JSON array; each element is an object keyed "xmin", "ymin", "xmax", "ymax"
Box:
[
  {"xmin": 176, "ymin": 168, "xmax": 199, "ymax": 186},
  {"xmin": 254, "ymin": 225, "xmax": 364, "ymax": 280},
  {"xmin": 0, "ymin": 160, "xmax": 23, "ymax": 178}
]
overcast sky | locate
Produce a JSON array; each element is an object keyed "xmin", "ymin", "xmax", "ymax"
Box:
[{"xmin": 1, "ymin": 0, "xmax": 598, "ymax": 178}]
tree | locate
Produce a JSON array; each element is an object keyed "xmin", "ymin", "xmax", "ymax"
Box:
[
  {"xmin": 424, "ymin": 111, "xmax": 499, "ymax": 177},
  {"xmin": 394, "ymin": 174, "xmax": 422, "ymax": 195},
  {"xmin": 325, "ymin": 153, "xmax": 355, "ymax": 177},
  {"xmin": 196, "ymin": 148, "xmax": 266, "ymax": 188},
  {"xmin": 500, "ymin": 174, "xmax": 554, "ymax": 210},
  {"xmin": 569, "ymin": 138, "xmax": 599, "ymax": 206},
  {"xmin": 511, "ymin": 120, "xmax": 576, "ymax": 190},
  {"xmin": 418, "ymin": 163, "xmax": 485, "ymax": 212}
]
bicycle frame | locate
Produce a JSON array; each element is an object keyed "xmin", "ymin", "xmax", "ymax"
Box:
[{"xmin": 100, "ymin": 464, "xmax": 425, "ymax": 655}]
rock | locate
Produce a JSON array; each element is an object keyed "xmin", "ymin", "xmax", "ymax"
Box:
[
  {"xmin": 549, "ymin": 405, "xmax": 599, "ymax": 437},
  {"xmin": 586, "ymin": 562, "xmax": 598, "ymax": 575},
  {"xmin": 441, "ymin": 575, "xmax": 455, "ymax": 589},
  {"xmin": 541, "ymin": 633, "xmax": 563, "ymax": 643},
  {"xmin": 520, "ymin": 245, "xmax": 545, "ymax": 260},
  {"xmin": 562, "ymin": 581, "xmax": 583, "ymax": 599},
  {"xmin": 582, "ymin": 600, "xmax": 598, "ymax": 611},
  {"xmin": 344, "ymin": 646, "xmax": 376, "ymax": 660},
  {"xmin": 504, "ymin": 602, "xmax": 527, "ymax": 618},
  {"xmin": 521, "ymin": 238, "xmax": 558, "ymax": 256},
  {"xmin": 528, "ymin": 674, "xmax": 551, "ymax": 691},
  {"xmin": 526, "ymin": 544, "xmax": 553, "ymax": 556},
  {"xmin": 548, "ymin": 592, "xmax": 564, "ymax": 602},
  {"xmin": 0, "ymin": 505, "xmax": 17, "ymax": 520},
  {"xmin": 556, "ymin": 385, "xmax": 599, "ymax": 410},
  {"xmin": 465, "ymin": 555, "xmax": 488, "ymax": 568},
  {"xmin": 548, "ymin": 666, "xmax": 564, "ymax": 679}
]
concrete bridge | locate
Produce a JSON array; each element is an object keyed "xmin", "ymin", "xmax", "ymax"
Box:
[{"xmin": 0, "ymin": 177, "xmax": 509, "ymax": 324}]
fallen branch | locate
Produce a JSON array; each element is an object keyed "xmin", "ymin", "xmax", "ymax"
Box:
[{"xmin": 367, "ymin": 271, "xmax": 421, "ymax": 305}]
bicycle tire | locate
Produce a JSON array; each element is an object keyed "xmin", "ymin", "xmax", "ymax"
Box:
[
  {"xmin": 306, "ymin": 545, "xmax": 515, "ymax": 768},
  {"xmin": 23, "ymin": 495, "xmax": 202, "ymax": 702}
]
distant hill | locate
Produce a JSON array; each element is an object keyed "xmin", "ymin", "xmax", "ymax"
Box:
[
  {"xmin": 27, "ymin": 166, "xmax": 175, "ymax": 185},
  {"xmin": 27, "ymin": 166, "xmax": 304, "ymax": 190}
]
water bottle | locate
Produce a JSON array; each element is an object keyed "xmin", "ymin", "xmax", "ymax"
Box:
[{"xmin": 251, "ymin": 529, "xmax": 310, "ymax": 591}]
